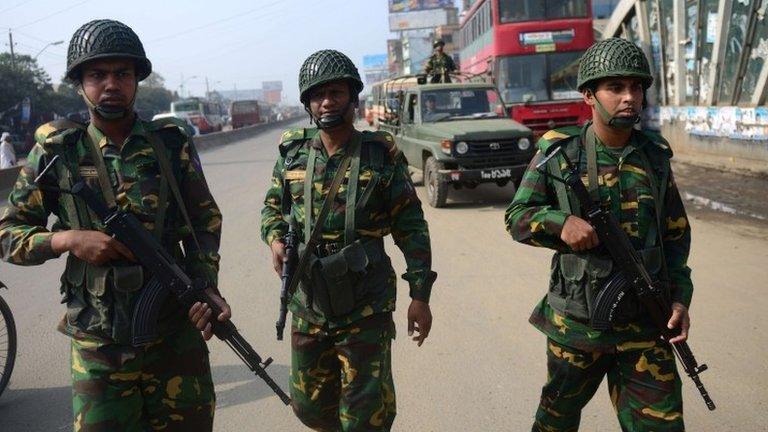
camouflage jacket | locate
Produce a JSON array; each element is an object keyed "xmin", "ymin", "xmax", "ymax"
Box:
[
  {"xmin": 261, "ymin": 128, "xmax": 436, "ymax": 329},
  {"xmin": 0, "ymin": 117, "xmax": 222, "ymax": 342},
  {"xmin": 505, "ymin": 124, "xmax": 693, "ymax": 351},
  {"xmin": 424, "ymin": 53, "xmax": 457, "ymax": 74}
]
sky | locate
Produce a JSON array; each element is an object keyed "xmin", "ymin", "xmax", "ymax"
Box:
[{"xmin": 1, "ymin": 0, "xmax": 450, "ymax": 104}]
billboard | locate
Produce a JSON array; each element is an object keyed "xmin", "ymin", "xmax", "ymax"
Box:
[
  {"xmin": 363, "ymin": 54, "xmax": 388, "ymax": 70},
  {"xmin": 389, "ymin": 8, "xmax": 451, "ymax": 31},
  {"xmin": 389, "ymin": 0, "xmax": 453, "ymax": 13}
]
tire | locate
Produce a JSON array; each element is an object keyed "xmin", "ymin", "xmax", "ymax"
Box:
[
  {"xmin": 0, "ymin": 293, "xmax": 16, "ymax": 398},
  {"xmin": 424, "ymin": 156, "xmax": 448, "ymax": 208}
]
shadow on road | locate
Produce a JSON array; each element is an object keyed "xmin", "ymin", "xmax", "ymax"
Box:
[
  {"xmin": 212, "ymin": 363, "xmax": 291, "ymax": 409},
  {"xmin": 0, "ymin": 385, "xmax": 71, "ymax": 431}
]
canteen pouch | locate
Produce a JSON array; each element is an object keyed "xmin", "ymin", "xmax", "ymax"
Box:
[
  {"xmin": 110, "ymin": 264, "xmax": 145, "ymax": 343},
  {"xmin": 316, "ymin": 243, "xmax": 368, "ymax": 317},
  {"xmin": 548, "ymin": 253, "xmax": 614, "ymax": 322}
]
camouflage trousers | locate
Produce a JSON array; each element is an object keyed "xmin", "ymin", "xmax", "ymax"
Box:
[
  {"xmin": 533, "ymin": 338, "xmax": 684, "ymax": 432},
  {"xmin": 70, "ymin": 324, "xmax": 215, "ymax": 432},
  {"xmin": 290, "ymin": 313, "xmax": 396, "ymax": 432}
]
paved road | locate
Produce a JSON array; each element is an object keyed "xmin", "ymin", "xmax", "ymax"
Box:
[{"xmin": 0, "ymin": 121, "xmax": 766, "ymax": 431}]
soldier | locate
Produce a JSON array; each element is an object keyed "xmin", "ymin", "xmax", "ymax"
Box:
[
  {"xmin": 423, "ymin": 39, "xmax": 457, "ymax": 83},
  {"xmin": 261, "ymin": 49, "xmax": 437, "ymax": 431},
  {"xmin": 0, "ymin": 19, "xmax": 229, "ymax": 431},
  {"xmin": 505, "ymin": 38, "xmax": 693, "ymax": 431}
]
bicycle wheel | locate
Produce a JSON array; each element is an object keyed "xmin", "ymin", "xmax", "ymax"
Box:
[{"xmin": 0, "ymin": 293, "xmax": 17, "ymax": 397}]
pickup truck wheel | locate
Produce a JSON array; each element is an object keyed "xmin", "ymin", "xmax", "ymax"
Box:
[{"xmin": 424, "ymin": 156, "xmax": 448, "ymax": 208}]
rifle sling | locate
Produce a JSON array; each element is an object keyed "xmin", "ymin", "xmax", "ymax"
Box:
[{"xmin": 289, "ymin": 134, "xmax": 357, "ymax": 296}]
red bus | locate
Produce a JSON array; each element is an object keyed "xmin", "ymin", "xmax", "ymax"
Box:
[
  {"xmin": 459, "ymin": 0, "xmax": 594, "ymax": 137},
  {"xmin": 230, "ymin": 100, "xmax": 261, "ymax": 129}
]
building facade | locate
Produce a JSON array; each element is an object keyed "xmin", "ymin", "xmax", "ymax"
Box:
[{"xmin": 605, "ymin": 0, "xmax": 768, "ymax": 172}]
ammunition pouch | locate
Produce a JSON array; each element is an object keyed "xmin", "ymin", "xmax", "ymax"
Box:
[
  {"xmin": 61, "ymin": 255, "xmax": 148, "ymax": 343},
  {"xmin": 548, "ymin": 246, "xmax": 664, "ymax": 325},
  {"xmin": 299, "ymin": 237, "xmax": 387, "ymax": 317}
]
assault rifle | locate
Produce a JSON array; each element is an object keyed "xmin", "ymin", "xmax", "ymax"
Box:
[
  {"xmin": 536, "ymin": 144, "xmax": 716, "ymax": 411},
  {"xmin": 35, "ymin": 156, "xmax": 291, "ymax": 406},
  {"xmin": 275, "ymin": 219, "xmax": 298, "ymax": 340}
]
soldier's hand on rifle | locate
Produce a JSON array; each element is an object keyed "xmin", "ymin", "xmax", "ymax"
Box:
[
  {"xmin": 407, "ymin": 299, "xmax": 432, "ymax": 347},
  {"xmin": 667, "ymin": 302, "xmax": 690, "ymax": 344},
  {"xmin": 51, "ymin": 230, "xmax": 135, "ymax": 265},
  {"xmin": 560, "ymin": 215, "xmax": 600, "ymax": 252},
  {"xmin": 270, "ymin": 239, "xmax": 287, "ymax": 276},
  {"xmin": 189, "ymin": 288, "xmax": 232, "ymax": 341}
]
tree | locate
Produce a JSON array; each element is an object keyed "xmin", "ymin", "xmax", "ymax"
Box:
[{"xmin": 136, "ymin": 71, "xmax": 174, "ymax": 116}]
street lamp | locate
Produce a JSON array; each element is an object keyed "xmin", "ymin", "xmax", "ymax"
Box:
[
  {"xmin": 33, "ymin": 40, "xmax": 64, "ymax": 60},
  {"xmin": 179, "ymin": 75, "xmax": 198, "ymax": 98}
]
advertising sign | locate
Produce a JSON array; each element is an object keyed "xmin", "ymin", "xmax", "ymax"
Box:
[
  {"xmin": 389, "ymin": 8, "xmax": 450, "ymax": 31},
  {"xmin": 389, "ymin": 0, "xmax": 453, "ymax": 13}
]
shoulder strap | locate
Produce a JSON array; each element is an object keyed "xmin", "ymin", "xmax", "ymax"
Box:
[
  {"xmin": 344, "ymin": 132, "xmax": 363, "ymax": 246},
  {"xmin": 146, "ymin": 132, "xmax": 200, "ymax": 250},
  {"xmin": 304, "ymin": 146, "xmax": 317, "ymax": 244},
  {"xmin": 585, "ymin": 126, "xmax": 600, "ymax": 203},
  {"xmin": 84, "ymin": 125, "xmax": 117, "ymax": 209}
]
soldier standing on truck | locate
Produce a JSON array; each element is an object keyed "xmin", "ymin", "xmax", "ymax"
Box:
[
  {"xmin": 424, "ymin": 39, "xmax": 457, "ymax": 84},
  {"xmin": 261, "ymin": 49, "xmax": 437, "ymax": 431}
]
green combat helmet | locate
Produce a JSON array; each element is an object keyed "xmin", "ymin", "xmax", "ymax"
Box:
[
  {"xmin": 298, "ymin": 49, "xmax": 364, "ymax": 129},
  {"xmin": 66, "ymin": 19, "xmax": 151, "ymax": 120},
  {"xmin": 577, "ymin": 38, "xmax": 653, "ymax": 129}
]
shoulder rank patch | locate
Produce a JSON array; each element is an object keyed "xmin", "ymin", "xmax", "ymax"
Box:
[
  {"xmin": 280, "ymin": 128, "xmax": 306, "ymax": 144},
  {"xmin": 148, "ymin": 117, "xmax": 189, "ymax": 137},
  {"xmin": 34, "ymin": 119, "xmax": 84, "ymax": 145}
]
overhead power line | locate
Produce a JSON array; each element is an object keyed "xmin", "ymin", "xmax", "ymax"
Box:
[{"xmin": 13, "ymin": 0, "xmax": 91, "ymax": 30}]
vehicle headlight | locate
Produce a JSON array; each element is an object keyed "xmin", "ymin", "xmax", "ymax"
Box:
[
  {"xmin": 455, "ymin": 141, "xmax": 469, "ymax": 155},
  {"xmin": 517, "ymin": 137, "xmax": 531, "ymax": 151}
]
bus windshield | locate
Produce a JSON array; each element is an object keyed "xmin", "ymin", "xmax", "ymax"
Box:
[
  {"xmin": 421, "ymin": 88, "xmax": 502, "ymax": 122},
  {"xmin": 498, "ymin": 0, "xmax": 588, "ymax": 23},
  {"xmin": 172, "ymin": 101, "xmax": 201, "ymax": 112},
  {"xmin": 232, "ymin": 102, "xmax": 259, "ymax": 114},
  {"xmin": 496, "ymin": 51, "xmax": 583, "ymax": 104}
]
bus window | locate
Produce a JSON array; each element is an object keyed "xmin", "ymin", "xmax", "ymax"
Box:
[{"xmin": 499, "ymin": 0, "xmax": 588, "ymax": 23}]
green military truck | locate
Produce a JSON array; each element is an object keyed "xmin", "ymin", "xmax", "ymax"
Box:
[{"xmin": 375, "ymin": 75, "xmax": 535, "ymax": 207}]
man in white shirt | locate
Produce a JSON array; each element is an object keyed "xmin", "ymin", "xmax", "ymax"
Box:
[{"xmin": 0, "ymin": 132, "xmax": 16, "ymax": 169}]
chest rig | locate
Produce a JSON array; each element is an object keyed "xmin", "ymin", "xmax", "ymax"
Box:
[
  {"xmin": 544, "ymin": 125, "xmax": 672, "ymax": 325},
  {"xmin": 41, "ymin": 119, "xmax": 193, "ymax": 343},
  {"xmin": 283, "ymin": 130, "xmax": 389, "ymax": 318}
]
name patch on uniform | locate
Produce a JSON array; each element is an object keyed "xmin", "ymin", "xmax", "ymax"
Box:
[
  {"xmin": 285, "ymin": 170, "xmax": 306, "ymax": 181},
  {"xmin": 79, "ymin": 166, "xmax": 98, "ymax": 178}
]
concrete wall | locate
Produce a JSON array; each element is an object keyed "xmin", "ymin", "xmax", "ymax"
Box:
[{"xmin": 662, "ymin": 121, "xmax": 768, "ymax": 176}]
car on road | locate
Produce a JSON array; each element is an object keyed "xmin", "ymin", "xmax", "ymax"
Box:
[{"xmin": 376, "ymin": 74, "xmax": 535, "ymax": 207}]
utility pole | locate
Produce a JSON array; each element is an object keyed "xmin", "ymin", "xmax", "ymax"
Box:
[
  {"xmin": 205, "ymin": 76, "xmax": 210, "ymax": 99},
  {"xmin": 8, "ymin": 29, "xmax": 16, "ymax": 69}
]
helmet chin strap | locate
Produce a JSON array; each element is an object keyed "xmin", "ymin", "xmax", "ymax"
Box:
[
  {"xmin": 307, "ymin": 100, "xmax": 355, "ymax": 130},
  {"xmin": 593, "ymin": 96, "xmax": 639, "ymax": 130},
  {"xmin": 79, "ymin": 86, "xmax": 136, "ymax": 121}
]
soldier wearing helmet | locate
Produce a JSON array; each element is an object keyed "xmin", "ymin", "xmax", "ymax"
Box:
[
  {"xmin": 424, "ymin": 39, "xmax": 457, "ymax": 83},
  {"xmin": 261, "ymin": 49, "xmax": 437, "ymax": 431},
  {"xmin": 505, "ymin": 38, "xmax": 693, "ymax": 431},
  {"xmin": 0, "ymin": 19, "xmax": 228, "ymax": 431}
]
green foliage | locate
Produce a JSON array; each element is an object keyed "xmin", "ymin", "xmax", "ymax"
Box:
[{"xmin": 0, "ymin": 54, "xmax": 175, "ymax": 127}]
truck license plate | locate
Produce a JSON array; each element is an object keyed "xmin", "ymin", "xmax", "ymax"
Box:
[{"xmin": 480, "ymin": 169, "xmax": 512, "ymax": 180}]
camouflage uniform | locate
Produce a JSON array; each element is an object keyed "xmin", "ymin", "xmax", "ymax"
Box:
[
  {"xmin": 423, "ymin": 53, "xmax": 456, "ymax": 83},
  {"xmin": 261, "ymin": 127, "xmax": 435, "ymax": 431},
  {"xmin": 505, "ymin": 124, "xmax": 692, "ymax": 431},
  {"xmin": 1, "ymin": 19, "xmax": 224, "ymax": 429},
  {"xmin": 0, "ymin": 117, "xmax": 222, "ymax": 429}
]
